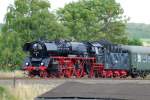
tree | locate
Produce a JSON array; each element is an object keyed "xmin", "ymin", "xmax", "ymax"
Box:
[
  {"xmin": 2, "ymin": 0, "xmax": 68, "ymax": 43},
  {"xmin": 0, "ymin": 32, "xmax": 24, "ymax": 70},
  {"xmin": 57, "ymin": 0, "xmax": 128, "ymax": 43},
  {"xmin": 127, "ymin": 38, "xmax": 143, "ymax": 46},
  {"xmin": 0, "ymin": 0, "xmax": 67, "ymax": 70}
]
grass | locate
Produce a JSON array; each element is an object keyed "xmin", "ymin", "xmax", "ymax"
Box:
[
  {"xmin": 0, "ymin": 70, "xmax": 24, "ymax": 78},
  {"xmin": 0, "ymin": 86, "xmax": 17, "ymax": 100},
  {"xmin": 140, "ymin": 38, "xmax": 150, "ymax": 46},
  {"xmin": 9, "ymin": 83, "xmax": 58, "ymax": 100},
  {"xmin": 0, "ymin": 83, "xmax": 59, "ymax": 100}
]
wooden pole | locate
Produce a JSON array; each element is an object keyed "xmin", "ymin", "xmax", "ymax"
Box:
[{"xmin": 13, "ymin": 71, "xmax": 16, "ymax": 88}]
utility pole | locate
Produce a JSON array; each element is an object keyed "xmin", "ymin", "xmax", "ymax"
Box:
[{"xmin": 13, "ymin": 70, "xmax": 16, "ymax": 88}]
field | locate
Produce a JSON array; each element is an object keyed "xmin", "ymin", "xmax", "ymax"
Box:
[
  {"xmin": 1, "ymin": 77, "xmax": 150, "ymax": 100},
  {"xmin": 0, "ymin": 86, "xmax": 16, "ymax": 100},
  {"xmin": 141, "ymin": 38, "xmax": 150, "ymax": 46},
  {"xmin": 0, "ymin": 83, "xmax": 59, "ymax": 100},
  {"xmin": 0, "ymin": 70, "xmax": 24, "ymax": 78},
  {"xmin": 0, "ymin": 71, "xmax": 60, "ymax": 100}
]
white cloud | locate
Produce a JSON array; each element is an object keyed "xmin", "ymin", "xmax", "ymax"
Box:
[
  {"xmin": 49, "ymin": 0, "xmax": 78, "ymax": 10},
  {"xmin": 0, "ymin": 0, "xmax": 13, "ymax": 23},
  {"xmin": 0, "ymin": 0, "xmax": 150, "ymax": 24},
  {"xmin": 117, "ymin": 0, "xmax": 150, "ymax": 24}
]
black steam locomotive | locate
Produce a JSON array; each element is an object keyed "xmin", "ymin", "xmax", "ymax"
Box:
[{"xmin": 22, "ymin": 39, "xmax": 150, "ymax": 78}]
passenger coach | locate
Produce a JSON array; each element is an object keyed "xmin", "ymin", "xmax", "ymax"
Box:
[{"xmin": 121, "ymin": 45, "xmax": 150, "ymax": 78}]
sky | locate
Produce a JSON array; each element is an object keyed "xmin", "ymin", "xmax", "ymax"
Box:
[{"xmin": 0, "ymin": 0, "xmax": 150, "ymax": 24}]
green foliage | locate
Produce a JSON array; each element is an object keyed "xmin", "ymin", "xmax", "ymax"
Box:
[
  {"xmin": 0, "ymin": 0, "xmax": 68, "ymax": 70},
  {"xmin": 2, "ymin": 0, "xmax": 68, "ymax": 42},
  {"xmin": 0, "ymin": 32, "xmax": 25, "ymax": 70},
  {"xmin": 0, "ymin": 86, "xmax": 16, "ymax": 100},
  {"xmin": 0, "ymin": 23, "xmax": 3, "ymax": 32},
  {"xmin": 127, "ymin": 38, "xmax": 143, "ymax": 46},
  {"xmin": 57, "ymin": 0, "xmax": 128, "ymax": 43}
]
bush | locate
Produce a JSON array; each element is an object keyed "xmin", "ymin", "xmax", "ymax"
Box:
[{"xmin": 127, "ymin": 38, "xmax": 143, "ymax": 46}]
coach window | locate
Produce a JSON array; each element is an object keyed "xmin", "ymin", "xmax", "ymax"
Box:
[
  {"xmin": 141, "ymin": 55, "xmax": 147, "ymax": 63},
  {"xmin": 137, "ymin": 54, "xmax": 141, "ymax": 62},
  {"xmin": 147, "ymin": 55, "xmax": 150, "ymax": 63}
]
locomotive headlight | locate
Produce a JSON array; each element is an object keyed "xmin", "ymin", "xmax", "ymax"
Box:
[
  {"xmin": 25, "ymin": 62, "xmax": 29, "ymax": 66},
  {"xmin": 41, "ymin": 62, "xmax": 44, "ymax": 66}
]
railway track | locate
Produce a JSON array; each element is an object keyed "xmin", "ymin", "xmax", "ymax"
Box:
[
  {"xmin": 1, "ymin": 77, "xmax": 150, "ymax": 86},
  {"xmin": 0, "ymin": 76, "xmax": 149, "ymax": 80}
]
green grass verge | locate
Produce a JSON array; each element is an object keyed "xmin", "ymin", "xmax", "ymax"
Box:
[
  {"xmin": 0, "ymin": 70, "xmax": 24, "ymax": 78},
  {"xmin": 0, "ymin": 86, "xmax": 17, "ymax": 100}
]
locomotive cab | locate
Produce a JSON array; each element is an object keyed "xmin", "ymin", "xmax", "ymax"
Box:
[{"xmin": 91, "ymin": 42, "xmax": 104, "ymax": 63}]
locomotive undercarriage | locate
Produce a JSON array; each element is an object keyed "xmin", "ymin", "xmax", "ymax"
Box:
[{"xmin": 24, "ymin": 56, "xmax": 128, "ymax": 78}]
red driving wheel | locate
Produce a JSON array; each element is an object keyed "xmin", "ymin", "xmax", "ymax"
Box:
[
  {"xmin": 75, "ymin": 61, "xmax": 84, "ymax": 78},
  {"xmin": 60, "ymin": 60, "xmax": 74, "ymax": 78},
  {"xmin": 39, "ymin": 70, "xmax": 48, "ymax": 78},
  {"xmin": 64, "ymin": 68, "xmax": 74, "ymax": 78}
]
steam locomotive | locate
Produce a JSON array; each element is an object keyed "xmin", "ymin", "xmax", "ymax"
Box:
[{"xmin": 22, "ymin": 39, "xmax": 150, "ymax": 78}]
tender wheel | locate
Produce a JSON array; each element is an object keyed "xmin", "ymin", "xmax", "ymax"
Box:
[
  {"xmin": 140, "ymin": 73, "xmax": 147, "ymax": 79},
  {"xmin": 113, "ymin": 71, "xmax": 120, "ymax": 78},
  {"xmin": 75, "ymin": 68, "xmax": 84, "ymax": 78}
]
